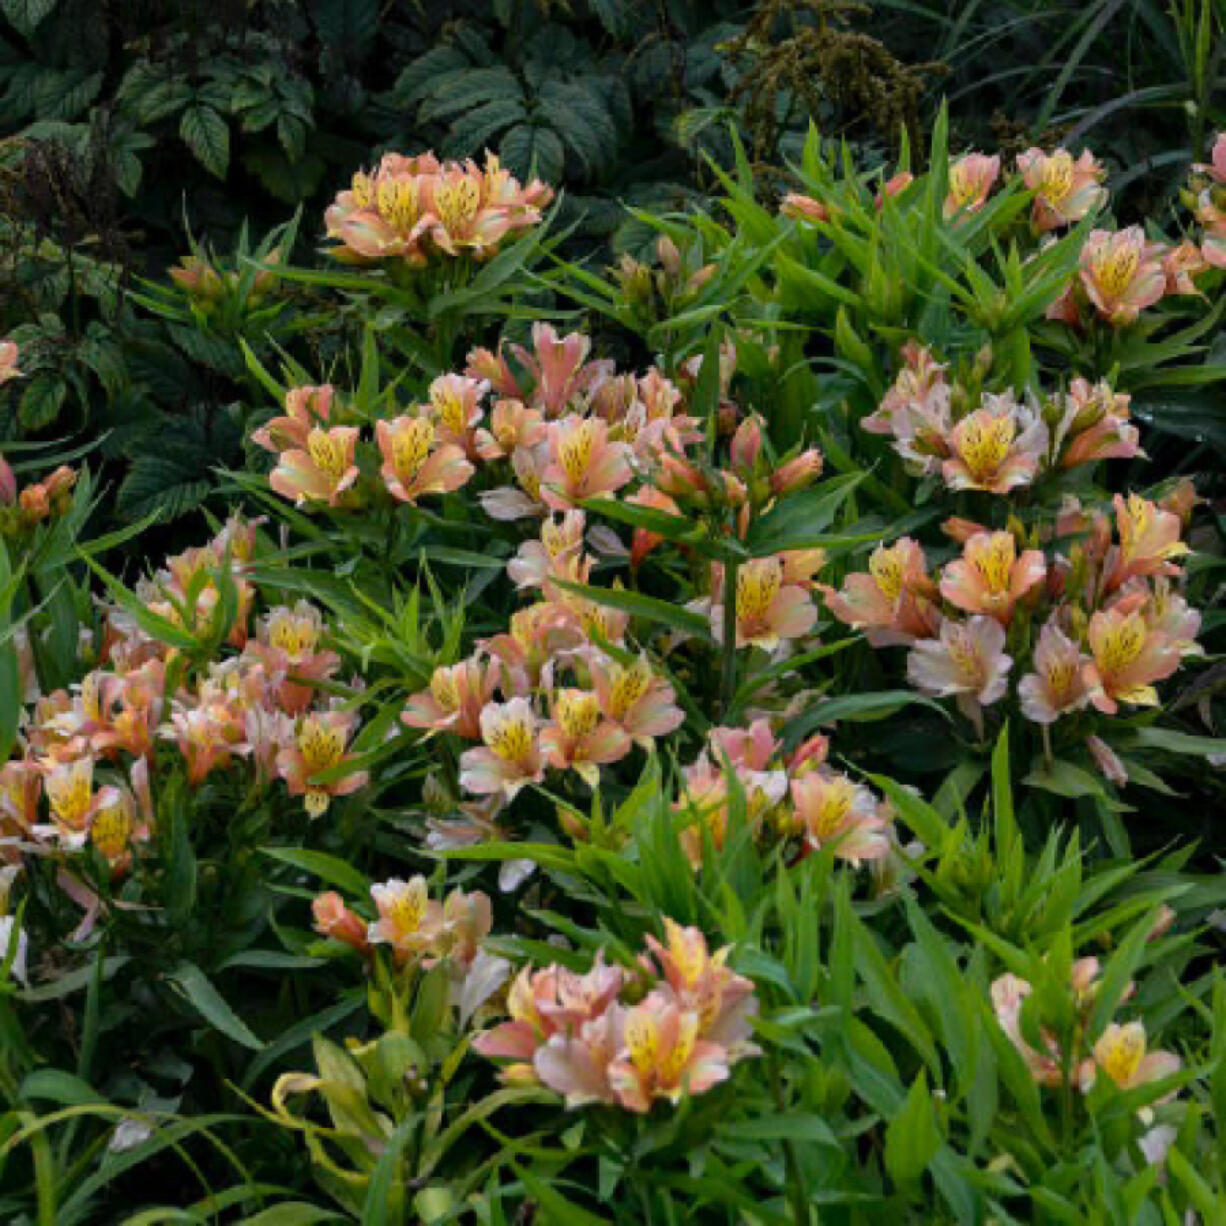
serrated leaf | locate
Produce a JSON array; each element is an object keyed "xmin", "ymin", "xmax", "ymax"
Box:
[
  {"xmin": 19, "ymin": 375, "xmax": 66, "ymax": 431},
  {"xmin": 180, "ymin": 105, "xmax": 229, "ymax": 178}
]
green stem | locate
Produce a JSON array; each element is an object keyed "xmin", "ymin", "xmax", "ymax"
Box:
[
  {"xmin": 771, "ymin": 1051, "xmax": 810, "ymax": 1226},
  {"xmin": 719, "ymin": 559, "xmax": 739, "ymax": 716}
]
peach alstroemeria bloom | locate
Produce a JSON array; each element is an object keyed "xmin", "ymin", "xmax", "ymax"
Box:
[
  {"xmin": 780, "ymin": 193, "xmax": 829, "ymax": 223},
  {"xmin": 588, "ymin": 652, "xmax": 684, "ymax": 749},
  {"xmin": 789, "ymin": 770, "xmax": 890, "ymax": 866},
  {"xmin": 823, "ymin": 537, "xmax": 940, "ymax": 646},
  {"xmin": 1163, "ymin": 239, "xmax": 1208, "ymax": 296},
  {"xmin": 368, "ymin": 875, "xmax": 446, "ymax": 964},
  {"xmin": 277, "ymin": 711, "xmax": 368, "ymax": 817},
  {"xmin": 942, "ymin": 393, "xmax": 1047, "ymax": 495},
  {"xmin": 1084, "ymin": 1022, "xmax": 1181, "ymax": 1100},
  {"xmin": 944, "ymin": 152, "xmax": 1000, "ymax": 218},
  {"xmin": 481, "ymin": 602, "xmax": 583, "ymax": 692},
  {"xmin": 252, "ymin": 385, "xmax": 334, "ymax": 453},
  {"xmin": 540, "ymin": 688, "xmax": 631, "ymax": 787},
  {"xmin": 1054, "ymin": 378, "xmax": 1142, "ymax": 468},
  {"xmin": 990, "ymin": 973, "xmax": 1084, "ymax": 1088},
  {"xmin": 402, "ymin": 656, "xmax": 500, "ymax": 740},
  {"xmin": 940, "ymin": 531, "xmax": 1046, "ymax": 625},
  {"xmin": 376, "ymin": 415, "xmax": 473, "ymax": 505},
  {"xmin": 423, "ymin": 163, "xmax": 514, "ymax": 259},
  {"xmin": 43, "ymin": 757, "xmax": 105, "ymax": 844},
  {"xmin": 712, "ymin": 557, "xmax": 816, "ymax": 651},
  {"xmin": 427, "ymin": 372, "xmax": 487, "ymax": 455},
  {"xmin": 1018, "ymin": 621, "xmax": 1093, "ymax": 725},
  {"xmin": 312, "ymin": 891, "xmax": 371, "ymax": 954},
  {"xmin": 607, "ymin": 991, "xmax": 732, "ymax": 1113},
  {"xmin": 513, "ymin": 323, "xmax": 608, "ymax": 418},
  {"xmin": 540, "ymin": 416, "xmax": 633, "ymax": 510},
  {"xmin": 1105, "ymin": 493, "xmax": 1189, "ymax": 592},
  {"xmin": 907, "ymin": 616, "xmax": 1012, "ymax": 733},
  {"xmin": 473, "ymin": 398, "xmax": 546, "ymax": 461},
  {"xmin": 771, "ymin": 448, "xmax": 824, "ymax": 496},
  {"xmin": 270, "ymin": 426, "xmax": 360, "ymax": 507},
  {"xmin": 1084, "ymin": 607, "xmax": 1180, "ymax": 714},
  {"xmin": 507, "ymin": 510, "xmax": 586, "ymax": 591},
  {"xmin": 1017, "ymin": 147, "xmax": 1106, "ymax": 231},
  {"xmin": 459, "ymin": 698, "xmax": 545, "ymax": 798},
  {"xmin": 0, "ymin": 341, "xmax": 22, "ymax": 385},
  {"xmin": 250, "ymin": 601, "xmax": 339, "ymax": 715},
  {"xmin": 1079, "ymin": 227, "xmax": 1167, "ymax": 326}
]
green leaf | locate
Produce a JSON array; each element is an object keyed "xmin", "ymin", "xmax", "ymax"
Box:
[
  {"xmin": 20, "ymin": 1069, "xmax": 106, "ymax": 1107},
  {"xmin": 260, "ymin": 847, "xmax": 370, "ymax": 898},
  {"xmin": 180, "ymin": 105, "xmax": 230, "ymax": 178},
  {"xmin": 551, "ymin": 577, "xmax": 713, "ymax": 641},
  {"xmin": 167, "ymin": 962, "xmax": 264, "ymax": 1051},
  {"xmin": 18, "ymin": 375, "xmax": 66, "ymax": 431},
  {"xmin": 745, "ymin": 473, "xmax": 865, "ymax": 554},
  {"xmin": 883, "ymin": 1072, "xmax": 941, "ymax": 1187},
  {"xmin": 516, "ymin": 1167, "xmax": 609, "ymax": 1225},
  {"xmin": 1, "ymin": 0, "xmax": 58, "ymax": 36},
  {"xmin": 783, "ymin": 690, "xmax": 951, "ymax": 749}
]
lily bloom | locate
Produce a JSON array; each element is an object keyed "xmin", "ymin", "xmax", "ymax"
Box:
[
  {"xmin": 481, "ymin": 603, "xmax": 584, "ymax": 692},
  {"xmin": 540, "ymin": 416, "xmax": 633, "ymax": 510},
  {"xmin": 540, "ymin": 687, "xmax": 631, "ymax": 787},
  {"xmin": 780, "ymin": 193, "xmax": 829, "ymax": 223},
  {"xmin": 507, "ymin": 510, "xmax": 586, "ymax": 591},
  {"xmin": 907, "ymin": 616, "xmax": 1012, "ymax": 734},
  {"xmin": 426, "ymin": 373, "xmax": 487, "ymax": 456},
  {"xmin": 252, "ymin": 385, "xmax": 334, "ymax": 453},
  {"xmin": 1016, "ymin": 147, "xmax": 1107, "ymax": 231},
  {"xmin": 711, "ymin": 557, "xmax": 817, "ymax": 651},
  {"xmin": 1104, "ymin": 493, "xmax": 1188, "ymax": 592},
  {"xmin": 991, "ymin": 973, "xmax": 1087, "ymax": 1088},
  {"xmin": 368, "ymin": 876, "xmax": 446, "ymax": 964},
  {"xmin": 822, "ymin": 537, "xmax": 940, "ymax": 646},
  {"xmin": 376, "ymin": 415, "xmax": 473, "ymax": 504},
  {"xmin": 942, "ymin": 393, "xmax": 1047, "ymax": 494},
  {"xmin": 1018, "ymin": 621, "xmax": 1093, "ymax": 725},
  {"xmin": 459, "ymin": 698, "xmax": 545, "ymax": 798},
  {"xmin": 473, "ymin": 398, "xmax": 547, "ymax": 461},
  {"xmin": 270, "ymin": 426, "xmax": 361, "ymax": 507},
  {"xmin": 1053, "ymin": 378, "xmax": 1142, "ymax": 468},
  {"xmin": 1084, "ymin": 607, "xmax": 1180, "ymax": 713},
  {"xmin": 1163, "ymin": 239, "xmax": 1209, "ymax": 296},
  {"xmin": 1084, "ymin": 1022, "xmax": 1180, "ymax": 1098},
  {"xmin": 402, "ymin": 656, "xmax": 501, "ymax": 740},
  {"xmin": 608, "ymin": 991, "xmax": 732, "ymax": 1113},
  {"xmin": 312, "ymin": 891, "xmax": 371, "ymax": 954},
  {"xmin": 42, "ymin": 757, "xmax": 107, "ymax": 845},
  {"xmin": 789, "ymin": 770, "xmax": 891, "ymax": 866},
  {"xmin": 588, "ymin": 652, "xmax": 684, "ymax": 748},
  {"xmin": 944, "ymin": 152, "xmax": 1000, "ymax": 217},
  {"xmin": 277, "ymin": 711, "xmax": 368, "ymax": 817},
  {"xmin": 939, "ymin": 531, "xmax": 1046, "ymax": 625},
  {"xmin": 513, "ymin": 323, "xmax": 608, "ymax": 418},
  {"xmin": 249, "ymin": 601, "xmax": 340, "ymax": 714},
  {"xmin": 1079, "ymin": 228, "xmax": 1167, "ymax": 325}
]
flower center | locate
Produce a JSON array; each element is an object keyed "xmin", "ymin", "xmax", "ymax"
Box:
[
  {"xmin": 433, "ymin": 178, "xmax": 481, "ymax": 233},
  {"xmin": 430, "ymin": 666, "xmax": 461, "ymax": 712},
  {"xmin": 298, "ymin": 718, "xmax": 345, "ymax": 772},
  {"xmin": 1039, "ymin": 152, "xmax": 1074, "ymax": 204},
  {"xmin": 958, "ymin": 415, "xmax": 1015, "ymax": 480},
  {"xmin": 487, "ymin": 714, "xmax": 534, "ymax": 763},
  {"xmin": 737, "ymin": 561, "xmax": 782, "ymax": 623},
  {"xmin": 609, "ymin": 660, "xmax": 651, "ymax": 716},
  {"xmin": 558, "ymin": 422, "xmax": 596, "ymax": 484},
  {"xmin": 869, "ymin": 547, "xmax": 904, "ymax": 601},
  {"xmin": 973, "ymin": 535, "xmax": 1015, "ymax": 594},
  {"xmin": 1093, "ymin": 244, "xmax": 1140, "ymax": 297},
  {"xmin": 91, "ymin": 802, "xmax": 131, "ymax": 860},
  {"xmin": 307, "ymin": 429, "xmax": 349, "ymax": 480},
  {"xmin": 376, "ymin": 178, "xmax": 421, "ymax": 232},
  {"xmin": 1098, "ymin": 617, "xmax": 1147, "ymax": 673},
  {"xmin": 392, "ymin": 418, "xmax": 434, "ymax": 481},
  {"xmin": 556, "ymin": 690, "xmax": 600, "ymax": 739}
]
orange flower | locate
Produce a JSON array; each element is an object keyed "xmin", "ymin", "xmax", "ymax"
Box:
[
  {"xmin": 540, "ymin": 688, "xmax": 632, "ymax": 787},
  {"xmin": 1016, "ymin": 147, "xmax": 1106, "ymax": 231},
  {"xmin": 1084, "ymin": 606, "xmax": 1180, "ymax": 714},
  {"xmin": 1078, "ymin": 227, "xmax": 1167, "ymax": 326},
  {"xmin": 822, "ymin": 538, "xmax": 939, "ymax": 646},
  {"xmin": 944, "ymin": 152, "xmax": 1000, "ymax": 218},
  {"xmin": 270, "ymin": 426, "xmax": 360, "ymax": 507},
  {"xmin": 939, "ymin": 531, "xmax": 1046, "ymax": 625},
  {"xmin": 712, "ymin": 557, "xmax": 817, "ymax": 651},
  {"xmin": 375, "ymin": 415, "xmax": 473, "ymax": 504},
  {"xmin": 942, "ymin": 393, "xmax": 1047, "ymax": 494},
  {"xmin": 276, "ymin": 710, "xmax": 368, "ymax": 817},
  {"xmin": 540, "ymin": 416, "xmax": 633, "ymax": 510}
]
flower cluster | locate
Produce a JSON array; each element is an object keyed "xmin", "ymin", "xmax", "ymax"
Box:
[
  {"xmin": 1190, "ymin": 132, "xmax": 1226, "ymax": 269},
  {"xmin": 673, "ymin": 717, "xmax": 902, "ymax": 874},
  {"xmin": 824, "ymin": 486, "xmax": 1199, "ymax": 754},
  {"xmin": 1, "ymin": 516, "xmax": 369, "ymax": 922},
  {"xmin": 474, "ymin": 919, "xmax": 759, "ymax": 1114},
  {"xmin": 324, "ymin": 150, "xmax": 552, "ymax": 266},
  {"xmin": 991, "ymin": 948, "xmax": 1180, "ymax": 1115}
]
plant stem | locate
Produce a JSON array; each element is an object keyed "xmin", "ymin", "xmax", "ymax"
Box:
[
  {"xmin": 771, "ymin": 1051, "xmax": 810, "ymax": 1226},
  {"xmin": 719, "ymin": 558, "xmax": 738, "ymax": 716}
]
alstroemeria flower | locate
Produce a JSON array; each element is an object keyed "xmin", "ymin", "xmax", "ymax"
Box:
[
  {"xmin": 1163, "ymin": 239, "xmax": 1209, "ymax": 296},
  {"xmin": 939, "ymin": 531, "xmax": 1046, "ymax": 625},
  {"xmin": 1018, "ymin": 621, "xmax": 1093, "ymax": 725},
  {"xmin": 459, "ymin": 698, "xmax": 545, "ymax": 798},
  {"xmin": 402, "ymin": 656, "xmax": 501, "ymax": 740},
  {"xmin": 482, "ymin": 603, "xmax": 584, "ymax": 692},
  {"xmin": 942, "ymin": 393, "xmax": 1047, "ymax": 494},
  {"xmin": 1079, "ymin": 227, "xmax": 1167, "ymax": 326},
  {"xmin": 709, "ymin": 718, "xmax": 779, "ymax": 773},
  {"xmin": 780, "ymin": 193, "xmax": 830, "ymax": 223},
  {"xmin": 376, "ymin": 415, "xmax": 473, "ymax": 504},
  {"xmin": 540, "ymin": 688, "xmax": 632, "ymax": 787},
  {"xmin": 1016, "ymin": 147, "xmax": 1107, "ymax": 231},
  {"xmin": 312, "ymin": 891, "xmax": 371, "ymax": 954},
  {"xmin": 42, "ymin": 757, "xmax": 106, "ymax": 845},
  {"xmin": 249, "ymin": 601, "xmax": 340, "ymax": 714},
  {"xmin": 252, "ymin": 385, "xmax": 334, "ymax": 453},
  {"xmin": 907, "ymin": 616, "xmax": 1012, "ymax": 733},
  {"xmin": 712, "ymin": 557, "xmax": 817, "ymax": 651},
  {"xmin": 1052, "ymin": 378, "xmax": 1142, "ymax": 468},
  {"xmin": 607, "ymin": 991, "xmax": 731, "ymax": 1113},
  {"xmin": 1083, "ymin": 1022, "xmax": 1181, "ymax": 1098},
  {"xmin": 789, "ymin": 770, "xmax": 891, "ymax": 865},
  {"xmin": 0, "ymin": 341, "xmax": 22, "ymax": 385},
  {"xmin": 513, "ymin": 323, "xmax": 609, "ymax": 418},
  {"xmin": 1138, "ymin": 578, "xmax": 1202, "ymax": 657},
  {"xmin": 367, "ymin": 876, "xmax": 445, "ymax": 963},
  {"xmin": 507, "ymin": 510, "xmax": 586, "ymax": 591},
  {"xmin": 540, "ymin": 416, "xmax": 633, "ymax": 510},
  {"xmin": 1104, "ymin": 493, "xmax": 1189, "ymax": 592},
  {"xmin": 944, "ymin": 152, "xmax": 1000, "ymax": 217},
  {"xmin": 426, "ymin": 373, "xmax": 487, "ymax": 456},
  {"xmin": 822, "ymin": 537, "xmax": 940, "ymax": 646},
  {"xmin": 270, "ymin": 426, "xmax": 360, "ymax": 507},
  {"xmin": 1084, "ymin": 606, "xmax": 1180, "ymax": 714},
  {"xmin": 676, "ymin": 752, "xmax": 787, "ymax": 868},
  {"xmin": 991, "ymin": 973, "xmax": 1086, "ymax": 1088},
  {"xmin": 473, "ymin": 398, "xmax": 546, "ymax": 461},
  {"xmin": 277, "ymin": 710, "xmax": 368, "ymax": 817},
  {"xmin": 588, "ymin": 651, "xmax": 684, "ymax": 748}
]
